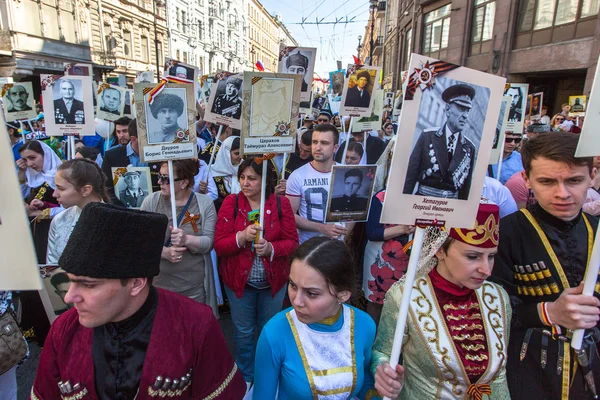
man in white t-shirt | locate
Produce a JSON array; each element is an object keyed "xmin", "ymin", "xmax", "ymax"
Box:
[{"xmin": 286, "ymin": 124, "xmax": 348, "ymax": 243}]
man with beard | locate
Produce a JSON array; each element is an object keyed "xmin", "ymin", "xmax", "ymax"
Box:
[
  {"xmin": 344, "ymin": 71, "xmax": 372, "ymax": 108},
  {"xmin": 148, "ymin": 93, "xmax": 185, "ymax": 144},
  {"xmin": 54, "ymin": 79, "xmax": 85, "ymax": 124},
  {"xmin": 506, "ymin": 86, "xmax": 524, "ymax": 123},
  {"xmin": 108, "ymin": 116, "xmax": 132, "ymax": 148},
  {"xmin": 6, "ymin": 84, "xmax": 32, "ymax": 112},
  {"xmin": 211, "ymin": 75, "xmax": 242, "ymax": 118},
  {"xmin": 403, "ymin": 83, "xmax": 477, "ymax": 200},
  {"xmin": 100, "ymin": 87, "xmax": 122, "ymax": 116}
]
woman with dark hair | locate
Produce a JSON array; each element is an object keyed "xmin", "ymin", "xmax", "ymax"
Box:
[
  {"xmin": 141, "ymin": 159, "xmax": 219, "ymax": 315},
  {"xmin": 252, "ymin": 237, "xmax": 379, "ymax": 399},
  {"xmin": 47, "ymin": 159, "xmax": 109, "ymax": 264},
  {"xmin": 382, "ymin": 122, "xmax": 395, "ymax": 142},
  {"xmin": 210, "ymin": 135, "xmax": 242, "ymax": 211},
  {"xmin": 215, "ymin": 158, "xmax": 298, "ymax": 387},
  {"xmin": 74, "ymin": 146, "xmax": 103, "ymax": 167},
  {"xmin": 345, "ymin": 141, "xmax": 365, "ymax": 165}
]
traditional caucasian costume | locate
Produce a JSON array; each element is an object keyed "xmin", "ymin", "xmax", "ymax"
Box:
[
  {"xmin": 492, "ymin": 202, "xmax": 600, "ymax": 399},
  {"xmin": 372, "ymin": 202, "xmax": 512, "ymax": 399},
  {"xmin": 30, "ymin": 203, "xmax": 246, "ymax": 400}
]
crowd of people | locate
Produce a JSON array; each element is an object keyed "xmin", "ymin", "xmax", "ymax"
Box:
[{"xmin": 1, "ymin": 90, "xmax": 600, "ymax": 400}]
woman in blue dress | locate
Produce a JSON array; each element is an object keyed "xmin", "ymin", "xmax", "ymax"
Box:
[{"xmin": 253, "ymin": 237, "xmax": 380, "ymax": 399}]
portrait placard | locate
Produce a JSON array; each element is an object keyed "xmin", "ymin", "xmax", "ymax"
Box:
[
  {"xmin": 569, "ymin": 95, "xmax": 586, "ymax": 117},
  {"xmin": 2, "ymin": 81, "xmax": 37, "ymax": 122},
  {"xmin": 340, "ymin": 65, "xmax": 381, "ymax": 117},
  {"xmin": 205, "ymin": 71, "xmax": 243, "ymax": 129},
  {"xmin": 136, "ymin": 71, "xmax": 156, "ymax": 84},
  {"xmin": 392, "ymin": 89, "xmax": 403, "ymax": 118},
  {"xmin": 112, "ymin": 167, "xmax": 153, "ymax": 208},
  {"xmin": 278, "ymin": 46, "xmax": 317, "ymax": 104},
  {"xmin": 529, "ymin": 92, "xmax": 543, "ymax": 121},
  {"xmin": 489, "ymin": 96, "xmax": 511, "ymax": 165},
  {"xmin": 163, "ymin": 58, "xmax": 199, "ymax": 85},
  {"xmin": 41, "ymin": 74, "xmax": 95, "ymax": 136},
  {"xmin": 64, "ymin": 63, "xmax": 92, "ymax": 77},
  {"xmin": 326, "ymin": 164, "xmax": 377, "ymax": 223},
  {"xmin": 503, "ymin": 83, "xmax": 529, "ymax": 134},
  {"xmin": 576, "ymin": 57, "xmax": 600, "ymax": 157},
  {"xmin": 0, "ymin": 117, "xmax": 41, "ymax": 290},
  {"xmin": 134, "ymin": 83, "xmax": 198, "ymax": 162},
  {"xmin": 381, "ymin": 54, "xmax": 506, "ymax": 228},
  {"xmin": 200, "ymin": 74, "xmax": 214, "ymax": 104},
  {"xmin": 96, "ymin": 84, "xmax": 126, "ymax": 121},
  {"xmin": 124, "ymin": 89, "xmax": 135, "ymax": 118},
  {"xmin": 241, "ymin": 71, "xmax": 302, "ymax": 155},
  {"xmin": 38, "ymin": 265, "xmax": 72, "ymax": 323},
  {"xmin": 383, "ymin": 91, "xmax": 394, "ymax": 113},
  {"xmin": 329, "ymin": 70, "xmax": 345, "ymax": 101},
  {"xmin": 353, "ymin": 90, "xmax": 384, "ymax": 132}
]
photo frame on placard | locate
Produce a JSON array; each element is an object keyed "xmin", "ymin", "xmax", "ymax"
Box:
[
  {"xmin": 204, "ymin": 71, "xmax": 243, "ymax": 129},
  {"xmin": 41, "ymin": 74, "xmax": 95, "ymax": 136},
  {"xmin": 278, "ymin": 46, "xmax": 317, "ymax": 104},
  {"xmin": 383, "ymin": 91, "xmax": 394, "ymax": 113},
  {"xmin": 163, "ymin": 58, "xmax": 199, "ymax": 85},
  {"xmin": 568, "ymin": 95, "xmax": 586, "ymax": 117},
  {"xmin": 38, "ymin": 265, "xmax": 72, "ymax": 323},
  {"xmin": 329, "ymin": 70, "xmax": 345, "ymax": 101},
  {"xmin": 325, "ymin": 164, "xmax": 377, "ymax": 223},
  {"xmin": 353, "ymin": 90, "xmax": 384, "ymax": 132},
  {"xmin": 64, "ymin": 63, "xmax": 93, "ymax": 77},
  {"xmin": 0, "ymin": 117, "xmax": 41, "ymax": 290},
  {"xmin": 340, "ymin": 65, "xmax": 381, "ymax": 117},
  {"xmin": 575, "ymin": 58, "xmax": 600, "ymax": 157},
  {"xmin": 134, "ymin": 82, "xmax": 198, "ymax": 163},
  {"xmin": 381, "ymin": 54, "xmax": 506, "ymax": 228},
  {"xmin": 124, "ymin": 89, "xmax": 135, "ymax": 118},
  {"xmin": 530, "ymin": 92, "xmax": 543, "ymax": 121},
  {"xmin": 241, "ymin": 71, "xmax": 302, "ymax": 155},
  {"xmin": 112, "ymin": 167, "xmax": 152, "ymax": 208},
  {"xmin": 96, "ymin": 84, "xmax": 126, "ymax": 121},
  {"xmin": 503, "ymin": 83, "xmax": 528, "ymax": 134},
  {"xmin": 392, "ymin": 89, "xmax": 403, "ymax": 118},
  {"xmin": 200, "ymin": 75, "xmax": 215, "ymax": 104},
  {"xmin": 136, "ymin": 71, "xmax": 156, "ymax": 84},
  {"xmin": 2, "ymin": 82, "xmax": 37, "ymax": 122},
  {"xmin": 489, "ymin": 96, "xmax": 511, "ymax": 165}
]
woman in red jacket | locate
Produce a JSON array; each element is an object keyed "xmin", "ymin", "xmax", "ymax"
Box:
[{"xmin": 214, "ymin": 157, "xmax": 299, "ymax": 386}]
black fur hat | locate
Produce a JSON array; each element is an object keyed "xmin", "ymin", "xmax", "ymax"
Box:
[{"xmin": 59, "ymin": 203, "xmax": 168, "ymax": 279}]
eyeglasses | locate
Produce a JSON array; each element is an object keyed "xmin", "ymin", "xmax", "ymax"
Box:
[
  {"xmin": 505, "ymin": 137, "xmax": 522, "ymax": 144},
  {"xmin": 158, "ymin": 174, "xmax": 182, "ymax": 184},
  {"xmin": 555, "ymin": 118, "xmax": 565, "ymax": 122},
  {"xmin": 317, "ymin": 118, "xmax": 328, "ymax": 123}
]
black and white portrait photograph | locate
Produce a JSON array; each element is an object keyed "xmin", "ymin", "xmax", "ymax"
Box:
[
  {"xmin": 326, "ymin": 164, "xmax": 377, "ymax": 223},
  {"xmin": 380, "ymin": 54, "xmax": 506, "ymax": 228},
  {"xmin": 489, "ymin": 95, "xmax": 511, "ymax": 165},
  {"xmin": 134, "ymin": 82, "xmax": 198, "ymax": 163},
  {"xmin": 144, "ymin": 88, "xmax": 189, "ymax": 144},
  {"xmin": 136, "ymin": 71, "xmax": 156, "ymax": 84},
  {"xmin": 41, "ymin": 74, "xmax": 95, "ymax": 137},
  {"xmin": 2, "ymin": 82, "xmax": 37, "ymax": 122},
  {"xmin": 164, "ymin": 59, "xmax": 198, "ymax": 86},
  {"xmin": 340, "ymin": 65, "xmax": 381, "ymax": 117},
  {"xmin": 530, "ymin": 92, "xmax": 543, "ymax": 121},
  {"xmin": 503, "ymin": 83, "xmax": 528, "ymax": 134},
  {"xmin": 201, "ymin": 75, "xmax": 214, "ymax": 104},
  {"xmin": 241, "ymin": 71, "xmax": 302, "ymax": 155},
  {"xmin": 124, "ymin": 89, "xmax": 135, "ymax": 118},
  {"xmin": 329, "ymin": 70, "xmax": 345, "ymax": 100},
  {"xmin": 64, "ymin": 63, "xmax": 92, "ymax": 77},
  {"xmin": 393, "ymin": 89, "xmax": 403, "ymax": 117},
  {"xmin": 205, "ymin": 71, "xmax": 243, "ymax": 129},
  {"xmin": 278, "ymin": 46, "xmax": 317, "ymax": 103},
  {"xmin": 113, "ymin": 167, "xmax": 152, "ymax": 208},
  {"xmin": 383, "ymin": 91, "xmax": 394, "ymax": 113},
  {"xmin": 96, "ymin": 85, "xmax": 126, "ymax": 121},
  {"xmin": 39, "ymin": 266, "xmax": 72, "ymax": 323}
]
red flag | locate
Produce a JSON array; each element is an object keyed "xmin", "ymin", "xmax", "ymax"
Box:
[
  {"xmin": 255, "ymin": 60, "xmax": 265, "ymax": 72},
  {"xmin": 353, "ymin": 55, "xmax": 361, "ymax": 65}
]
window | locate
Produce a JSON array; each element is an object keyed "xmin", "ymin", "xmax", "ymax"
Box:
[
  {"xmin": 176, "ymin": 49, "xmax": 180, "ymax": 60},
  {"xmin": 141, "ymin": 35, "xmax": 149, "ymax": 62},
  {"xmin": 105, "ymin": 25, "xmax": 115, "ymax": 52},
  {"xmin": 471, "ymin": 0, "xmax": 496, "ymax": 55},
  {"xmin": 157, "ymin": 40, "xmax": 163, "ymax": 64},
  {"xmin": 182, "ymin": 11, "xmax": 187, "ymax": 33},
  {"xmin": 403, "ymin": 28, "xmax": 412, "ymax": 71},
  {"xmin": 59, "ymin": 0, "xmax": 77, "ymax": 42},
  {"xmin": 183, "ymin": 51, "xmax": 188, "ymax": 63},
  {"xmin": 123, "ymin": 30, "xmax": 132, "ymax": 57},
  {"xmin": 422, "ymin": 4, "xmax": 451, "ymax": 59},
  {"xmin": 176, "ymin": 8, "xmax": 181, "ymax": 30},
  {"xmin": 516, "ymin": 0, "xmax": 598, "ymax": 47}
]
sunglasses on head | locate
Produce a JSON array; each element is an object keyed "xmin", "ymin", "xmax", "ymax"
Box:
[
  {"xmin": 505, "ymin": 137, "xmax": 522, "ymax": 144},
  {"xmin": 158, "ymin": 174, "xmax": 182, "ymax": 184}
]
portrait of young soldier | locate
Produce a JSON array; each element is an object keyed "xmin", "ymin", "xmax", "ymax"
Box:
[
  {"xmin": 117, "ymin": 170, "xmax": 149, "ymax": 208},
  {"xmin": 147, "ymin": 91, "xmax": 186, "ymax": 144},
  {"xmin": 210, "ymin": 75, "xmax": 242, "ymax": 119},
  {"xmin": 330, "ymin": 168, "xmax": 369, "ymax": 212},
  {"xmin": 283, "ymin": 51, "xmax": 310, "ymax": 92}
]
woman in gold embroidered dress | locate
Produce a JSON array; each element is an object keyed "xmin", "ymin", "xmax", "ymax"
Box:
[{"xmin": 372, "ymin": 201, "xmax": 512, "ymax": 400}]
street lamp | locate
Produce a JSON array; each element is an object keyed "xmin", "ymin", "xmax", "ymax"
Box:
[
  {"xmin": 357, "ymin": 35, "xmax": 363, "ymax": 59},
  {"xmin": 368, "ymin": 0, "xmax": 378, "ymax": 66}
]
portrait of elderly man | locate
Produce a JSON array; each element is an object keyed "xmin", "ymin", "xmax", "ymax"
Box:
[
  {"xmin": 330, "ymin": 168, "xmax": 369, "ymax": 212},
  {"xmin": 147, "ymin": 92, "xmax": 186, "ymax": 144},
  {"xmin": 54, "ymin": 79, "xmax": 85, "ymax": 124},
  {"xmin": 100, "ymin": 87, "xmax": 122, "ymax": 116},
  {"xmin": 118, "ymin": 170, "xmax": 148, "ymax": 208},
  {"xmin": 403, "ymin": 83, "xmax": 477, "ymax": 200},
  {"xmin": 505, "ymin": 85, "xmax": 523, "ymax": 123},
  {"xmin": 344, "ymin": 70, "xmax": 372, "ymax": 108},
  {"xmin": 6, "ymin": 84, "xmax": 32, "ymax": 112},
  {"xmin": 284, "ymin": 51, "xmax": 309, "ymax": 92},
  {"xmin": 250, "ymin": 78, "xmax": 292, "ymax": 136},
  {"xmin": 210, "ymin": 75, "xmax": 242, "ymax": 118}
]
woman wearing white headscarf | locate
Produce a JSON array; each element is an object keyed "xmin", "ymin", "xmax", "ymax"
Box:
[{"xmin": 210, "ymin": 135, "xmax": 242, "ymax": 211}]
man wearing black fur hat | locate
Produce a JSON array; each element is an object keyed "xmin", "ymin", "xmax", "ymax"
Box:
[
  {"xmin": 345, "ymin": 70, "xmax": 372, "ymax": 108},
  {"xmin": 31, "ymin": 203, "xmax": 246, "ymax": 400},
  {"xmin": 284, "ymin": 51, "xmax": 309, "ymax": 92},
  {"xmin": 148, "ymin": 92, "xmax": 186, "ymax": 144}
]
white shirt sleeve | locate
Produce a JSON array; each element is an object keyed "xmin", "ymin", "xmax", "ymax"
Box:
[{"xmin": 285, "ymin": 168, "xmax": 302, "ymax": 197}]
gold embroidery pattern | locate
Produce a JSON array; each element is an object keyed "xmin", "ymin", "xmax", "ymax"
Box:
[
  {"xmin": 480, "ymin": 282, "xmax": 506, "ymax": 382},
  {"xmin": 452, "ymin": 333, "xmax": 485, "ymax": 341},
  {"xmin": 286, "ymin": 312, "xmax": 319, "ymax": 399},
  {"xmin": 365, "ymin": 388, "xmax": 381, "ymax": 400},
  {"xmin": 30, "ymin": 389, "xmax": 41, "ymax": 400},
  {"xmin": 414, "ymin": 278, "xmax": 462, "ymax": 397},
  {"xmin": 443, "ymin": 303, "xmax": 480, "ymax": 311},
  {"xmin": 452, "ymin": 213, "xmax": 499, "ymax": 246},
  {"xmin": 464, "ymin": 365, "xmax": 487, "ymax": 372},
  {"xmin": 446, "ymin": 313, "xmax": 481, "ymax": 321},
  {"xmin": 35, "ymin": 183, "xmax": 49, "ymax": 201},
  {"xmin": 461, "ymin": 344, "xmax": 485, "ymax": 352},
  {"xmin": 350, "ymin": 308, "xmax": 357, "ymax": 396},
  {"xmin": 199, "ymin": 363, "xmax": 238, "ymax": 400},
  {"xmin": 60, "ymin": 388, "xmax": 89, "ymax": 400},
  {"xmin": 465, "ymin": 354, "xmax": 489, "ymax": 362},
  {"xmin": 449, "ymin": 324, "xmax": 483, "ymax": 332},
  {"xmin": 315, "ymin": 386, "xmax": 353, "ymax": 396},
  {"xmin": 312, "ymin": 366, "xmax": 353, "ymax": 376}
]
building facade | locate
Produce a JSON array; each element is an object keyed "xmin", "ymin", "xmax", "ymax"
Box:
[
  {"xmin": 379, "ymin": 0, "xmax": 599, "ymax": 114},
  {"xmin": 247, "ymin": 0, "xmax": 280, "ymax": 72}
]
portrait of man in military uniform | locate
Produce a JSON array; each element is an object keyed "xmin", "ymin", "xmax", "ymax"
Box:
[
  {"xmin": 330, "ymin": 168, "xmax": 369, "ymax": 212},
  {"xmin": 249, "ymin": 78, "xmax": 293, "ymax": 136},
  {"xmin": 278, "ymin": 46, "xmax": 316, "ymax": 103},
  {"xmin": 505, "ymin": 85, "xmax": 524, "ymax": 123},
  {"xmin": 53, "ymin": 79, "xmax": 86, "ymax": 125},
  {"xmin": 145, "ymin": 89, "xmax": 188, "ymax": 144},
  {"xmin": 403, "ymin": 83, "xmax": 479, "ymax": 200},
  {"xmin": 98, "ymin": 86, "xmax": 124, "ymax": 117},
  {"xmin": 114, "ymin": 169, "xmax": 151, "ymax": 208},
  {"xmin": 210, "ymin": 75, "xmax": 242, "ymax": 119}
]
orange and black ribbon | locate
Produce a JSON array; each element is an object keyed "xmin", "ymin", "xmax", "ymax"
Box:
[
  {"xmin": 405, "ymin": 60, "xmax": 460, "ymax": 101},
  {"xmin": 181, "ymin": 211, "xmax": 199, "ymax": 233},
  {"xmin": 466, "ymin": 383, "xmax": 492, "ymax": 400},
  {"xmin": 254, "ymin": 153, "xmax": 276, "ymax": 165}
]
